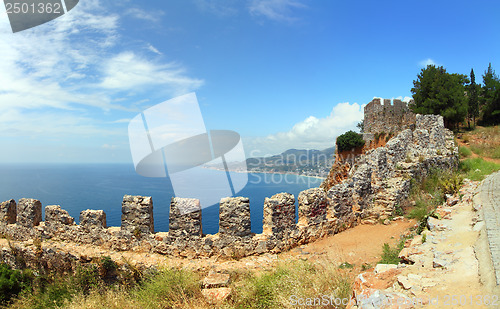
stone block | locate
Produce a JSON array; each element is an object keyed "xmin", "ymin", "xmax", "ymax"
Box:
[
  {"xmin": 298, "ymin": 188, "xmax": 327, "ymax": 226},
  {"xmin": 169, "ymin": 197, "xmax": 202, "ymax": 238},
  {"xmin": 219, "ymin": 197, "xmax": 251, "ymax": 237},
  {"xmin": 0, "ymin": 199, "xmax": 16, "ymax": 224},
  {"xmin": 262, "ymin": 192, "xmax": 295, "ymax": 236},
  {"xmin": 45, "ymin": 205, "xmax": 74, "ymax": 225},
  {"xmin": 80, "ymin": 209, "xmax": 107, "ymax": 229},
  {"xmin": 17, "ymin": 198, "xmax": 42, "ymax": 227},
  {"xmin": 121, "ymin": 195, "xmax": 154, "ymax": 234}
]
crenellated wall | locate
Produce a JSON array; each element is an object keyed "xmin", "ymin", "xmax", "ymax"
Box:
[
  {"xmin": 0, "ymin": 114, "xmax": 458, "ymax": 263},
  {"xmin": 363, "ymin": 98, "xmax": 416, "ymax": 143}
]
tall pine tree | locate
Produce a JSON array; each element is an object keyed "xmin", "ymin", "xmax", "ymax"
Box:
[
  {"xmin": 481, "ymin": 63, "xmax": 500, "ymax": 125},
  {"xmin": 411, "ymin": 65, "xmax": 468, "ymax": 130},
  {"xmin": 468, "ymin": 68, "xmax": 479, "ymax": 128}
]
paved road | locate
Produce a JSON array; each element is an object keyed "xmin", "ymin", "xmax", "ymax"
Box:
[{"xmin": 478, "ymin": 171, "xmax": 500, "ymax": 286}]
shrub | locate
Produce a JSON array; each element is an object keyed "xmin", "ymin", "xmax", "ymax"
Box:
[
  {"xmin": 379, "ymin": 240, "xmax": 404, "ymax": 265},
  {"xmin": 338, "ymin": 262, "xmax": 354, "ymax": 269},
  {"xmin": 0, "ymin": 263, "xmax": 33, "ymax": 304},
  {"xmin": 336, "ymin": 130, "xmax": 365, "ymax": 152},
  {"xmin": 100, "ymin": 256, "xmax": 117, "ymax": 273},
  {"xmin": 439, "ymin": 174, "xmax": 463, "ymax": 197}
]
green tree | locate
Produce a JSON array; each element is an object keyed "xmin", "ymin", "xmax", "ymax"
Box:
[
  {"xmin": 356, "ymin": 120, "xmax": 364, "ymax": 133},
  {"xmin": 411, "ymin": 65, "xmax": 468, "ymax": 130},
  {"xmin": 467, "ymin": 68, "xmax": 479, "ymax": 128},
  {"xmin": 336, "ymin": 130, "xmax": 365, "ymax": 152},
  {"xmin": 480, "ymin": 63, "xmax": 500, "ymax": 125}
]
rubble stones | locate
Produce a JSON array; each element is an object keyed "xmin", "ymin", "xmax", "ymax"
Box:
[
  {"xmin": 169, "ymin": 197, "xmax": 202, "ymax": 238},
  {"xmin": 0, "ymin": 199, "xmax": 16, "ymax": 224},
  {"xmin": 201, "ymin": 287, "xmax": 232, "ymax": 303},
  {"xmin": 17, "ymin": 198, "xmax": 42, "ymax": 227},
  {"xmin": 45, "ymin": 205, "xmax": 74, "ymax": 225},
  {"xmin": 121, "ymin": 195, "xmax": 154, "ymax": 234},
  {"xmin": 203, "ymin": 270, "xmax": 230, "ymax": 288}
]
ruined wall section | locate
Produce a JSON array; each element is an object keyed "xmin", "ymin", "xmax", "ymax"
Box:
[
  {"xmin": 0, "ymin": 115, "xmax": 458, "ymax": 264},
  {"xmin": 363, "ymin": 98, "xmax": 416, "ymax": 142}
]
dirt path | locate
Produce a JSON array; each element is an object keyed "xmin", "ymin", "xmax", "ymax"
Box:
[{"xmin": 348, "ymin": 179, "xmax": 499, "ymax": 309}]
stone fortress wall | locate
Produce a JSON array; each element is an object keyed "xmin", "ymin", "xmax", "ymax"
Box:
[
  {"xmin": 0, "ymin": 114, "xmax": 458, "ymax": 268},
  {"xmin": 363, "ymin": 98, "xmax": 416, "ymax": 143}
]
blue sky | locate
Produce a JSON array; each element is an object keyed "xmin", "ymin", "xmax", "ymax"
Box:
[{"xmin": 0, "ymin": 0, "xmax": 499, "ymax": 163}]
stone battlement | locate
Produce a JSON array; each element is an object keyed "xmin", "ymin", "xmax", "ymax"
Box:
[
  {"xmin": 363, "ymin": 98, "xmax": 416, "ymax": 138},
  {"xmin": 0, "ymin": 114, "xmax": 458, "ymax": 264}
]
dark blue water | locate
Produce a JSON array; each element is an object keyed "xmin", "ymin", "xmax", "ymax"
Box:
[{"xmin": 0, "ymin": 164, "xmax": 322, "ymax": 234}]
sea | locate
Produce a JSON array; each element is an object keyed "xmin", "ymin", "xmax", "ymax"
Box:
[{"xmin": 0, "ymin": 164, "xmax": 323, "ymax": 234}]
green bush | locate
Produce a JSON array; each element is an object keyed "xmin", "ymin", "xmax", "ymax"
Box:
[
  {"xmin": 439, "ymin": 174, "xmax": 463, "ymax": 196},
  {"xmin": 379, "ymin": 240, "xmax": 404, "ymax": 265},
  {"xmin": 0, "ymin": 263, "xmax": 32, "ymax": 304},
  {"xmin": 336, "ymin": 130, "xmax": 365, "ymax": 152},
  {"xmin": 100, "ymin": 256, "xmax": 117, "ymax": 274}
]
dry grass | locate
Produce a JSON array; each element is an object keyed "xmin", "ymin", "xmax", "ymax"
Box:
[
  {"xmin": 460, "ymin": 125, "xmax": 500, "ymax": 159},
  {"xmin": 9, "ymin": 259, "xmax": 352, "ymax": 309}
]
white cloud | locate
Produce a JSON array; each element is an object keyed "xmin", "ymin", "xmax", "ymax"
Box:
[
  {"xmin": 419, "ymin": 58, "xmax": 439, "ymax": 68},
  {"xmin": 125, "ymin": 8, "xmax": 163, "ymax": 22},
  {"xmin": 99, "ymin": 52, "xmax": 204, "ymax": 95},
  {"xmin": 147, "ymin": 43, "xmax": 162, "ymax": 55},
  {"xmin": 248, "ymin": 0, "xmax": 306, "ymax": 22},
  {"xmin": 244, "ymin": 102, "xmax": 364, "ymax": 156},
  {"xmin": 0, "ymin": 0, "xmax": 203, "ymax": 162},
  {"xmin": 194, "ymin": 0, "xmax": 239, "ymax": 16},
  {"xmin": 394, "ymin": 96, "xmax": 413, "ymax": 102}
]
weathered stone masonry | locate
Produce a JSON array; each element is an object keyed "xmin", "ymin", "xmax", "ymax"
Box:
[
  {"xmin": 0, "ymin": 114, "xmax": 458, "ymax": 266},
  {"xmin": 363, "ymin": 98, "xmax": 416, "ymax": 143}
]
